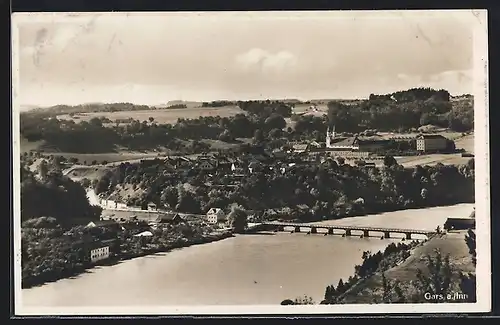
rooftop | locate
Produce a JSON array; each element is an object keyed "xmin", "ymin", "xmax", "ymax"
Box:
[{"xmin": 417, "ymin": 134, "xmax": 447, "ymax": 139}]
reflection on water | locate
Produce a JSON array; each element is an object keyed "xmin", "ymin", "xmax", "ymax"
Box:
[{"xmin": 21, "ymin": 203, "xmax": 473, "ymax": 306}]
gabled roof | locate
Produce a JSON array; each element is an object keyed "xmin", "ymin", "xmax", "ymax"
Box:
[
  {"xmin": 86, "ymin": 220, "xmax": 119, "ymax": 227},
  {"xmin": 292, "ymin": 144, "xmax": 309, "ymax": 151},
  {"xmin": 328, "ymin": 136, "xmax": 359, "ymax": 147},
  {"xmin": 134, "ymin": 231, "xmax": 153, "ymax": 237},
  {"xmin": 248, "ymin": 161, "xmax": 261, "ymax": 168},
  {"xmin": 417, "ymin": 134, "xmax": 447, "ymax": 140},
  {"xmin": 207, "ymin": 208, "xmax": 223, "ymax": 214},
  {"xmin": 154, "ymin": 213, "xmax": 181, "ymax": 223},
  {"xmin": 296, "ymin": 204, "xmax": 310, "ymax": 210},
  {"xmin": 87, "ymin": 240, "xmax": 112, "ymax": 250}
]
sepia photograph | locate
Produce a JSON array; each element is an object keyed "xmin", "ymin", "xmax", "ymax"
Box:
[{"xmin": 12, "ymin": 10, "xmax": 490, "ymax": 315}]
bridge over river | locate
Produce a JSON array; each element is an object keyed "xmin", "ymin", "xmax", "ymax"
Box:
[{"xmin": 260, "ymin": 221, "xmax": 435, "ymax": 240}]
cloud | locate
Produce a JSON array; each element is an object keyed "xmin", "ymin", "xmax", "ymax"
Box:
[{"xmin": 235, "ymin": 48, "xmax": 298, "ymax": 73}]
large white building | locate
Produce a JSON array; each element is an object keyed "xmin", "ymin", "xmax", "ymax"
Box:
[
  {"xmin": 206, "ymin": 208, "xmax": 226, "ymax": 224},
  {"xmin": 416, "ymin": 134, "xmax": 448, "ymax": 153},
  {"xmin": 90, "ymin": 244, "xmax": 110, "ymax": 263}
]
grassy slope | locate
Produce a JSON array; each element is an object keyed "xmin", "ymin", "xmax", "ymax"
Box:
[{"xmin": 340, "ymin": 231, "xmax": 475, "ymax": 304}]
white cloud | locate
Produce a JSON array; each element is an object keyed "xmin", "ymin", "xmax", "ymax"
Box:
[{"xmin": 235, "ymin": 48, "xmax": 298, "ymax": 73}]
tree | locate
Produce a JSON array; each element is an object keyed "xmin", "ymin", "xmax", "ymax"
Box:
[
  {"xmin": 464, "ymin": 229, "xmax": 476, "ymax": 265},
  {"xmin": 227, "ymin": 205, "xmax": 247, "ymax": 233},
  {"xmin": 37, "ymin": 159, "xmax": 48, "ymax": 180},
  {"xmin": 253, "ymin": 129, "xmax": 264, "ymax": 144},
  {"xmin": 293, "ymin": 295, "xmax": 315, "ymax": 305},
  {"xmin": 219, "ymin": 129, "xmax": 234, "ymax": 142},
  {"xmin": 411, "ymin": 249, "xmax": 453, "ymax": 303},
  {"xmin": 380, "ymin": 272, "xmax": 406, "ymax": 303},
  {"xmin": 459, "ymin": 229, "xmax": 477, "ymax": 302},
  {"xmin": 264, "ymin": 114, "xmax": 286, "ymax": 130},
  {"xmin": 280, "ymin": 299, "xmax": 295, "ymax": 305},
  {"xmin": 383, "ymin": 155, "xmax": 397, "ymax": 168},
  {"xmin": 80, "ymin": 178, "xmax": 91, "ymax": 189}
]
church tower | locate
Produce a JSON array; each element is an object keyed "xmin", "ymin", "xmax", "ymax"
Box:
[
  {"xmin": 326, "ymin": 125, "xmax": 336, "ymax": 148},
  {"xmin": 326, "ymin": 127, "xmax": 331, "ymax": 148}
]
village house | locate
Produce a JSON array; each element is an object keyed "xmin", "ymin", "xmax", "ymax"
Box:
[
  {"xmin": 88, "ymin": 241, "xmax": 111, "ymax": 264},
  {"xmin": 416, "ymin": 134, "xmax": 449, "ymax": 153},
  {"xmin": 212, "ymin": 155, "xmax": 233, "ymax": 171},
  {"xmin": 163, "ymin": 156, "xmax": 192, "ymax": 170},
  {"xmin": 206, "ymin": 208, "xmax": 226, "ymax": 224},
  {"xmin": 296, "ymin": 204, "xmax": 313, "ymax": 214},
  {"xmin": 196, "ymin": 158, "xmax": 217, "ymax": 171},
  {"xmin": 147, "ymin": 202, "xmax": 158, "ymax": 211},
  {"xmin": 154, "ymin": 213, "xmax": 185, "ymax": 225},
  {"xmin": 291, "ymin": 143, "xmax": 310, "ymax": 154},
  {"xmin": 262, "ymin": 208, "xmax": 279, "ymax": 221},
  {"xmin": 248, "ymin": 160, "xmax": 263, "ymax": 173},
  {"xmin": 85, "ymin": 219, "xmax": 121, "ymax": 231}
]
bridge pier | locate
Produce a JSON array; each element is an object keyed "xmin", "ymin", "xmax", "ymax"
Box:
[
  {"xmin": 294, "ymin": 226, "xmax": 301, "ymax": 233},
  {"xmin": 345, "ymin": 229, "xmax": 352, "ymax": 237},
  {"xmin": 405, "ymin": 232, "xmax": 412, "ymax": 240},
  {"xmin": 363, "ymin": 230, "xmax": 369, "ymax": 238},
  {"xmin": 328, "ymin": 228, "xmax": 334, "ymax": 235},
  {"xmin": 310, "ymin": 227, "xmax": 317, "ymax": 234},
  {"xmin": 384, "ymin": 231, "xmax": 390, "ymax": 239}
]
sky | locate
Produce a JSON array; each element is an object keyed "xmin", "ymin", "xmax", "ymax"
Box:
[{"xmin": 13, "ymin": 11, "xmax": 481, "ymax": 108}]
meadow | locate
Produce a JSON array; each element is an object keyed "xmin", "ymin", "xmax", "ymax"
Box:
[{"xmin": 56, "ymin": 105, "xmax": 246, "ymax": 125}]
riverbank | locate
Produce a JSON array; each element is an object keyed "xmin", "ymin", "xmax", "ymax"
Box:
[
  {"xmin": 335, "ymin": 230, "xmax": 475, "ymax": 304},
  {"xmin": 21, "ymin": 229, "xmax": 233, "ymax": 289}
]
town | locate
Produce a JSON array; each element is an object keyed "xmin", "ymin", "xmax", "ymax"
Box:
[
  {"xmin": 15, "ymin": 11, "xmax": 483, "ymax": 311},
  {"xmin": 20, "ymin": 99, "xmax": 475, "ymax": 288}
]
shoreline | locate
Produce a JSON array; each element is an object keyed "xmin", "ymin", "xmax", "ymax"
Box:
[
  {"xmin": 318, "ymin": 230, "xmax": 475, "ymax": 304},
  {"xmin": 21, "ymin": 230, "xmax": 234, "ymax": 290}
]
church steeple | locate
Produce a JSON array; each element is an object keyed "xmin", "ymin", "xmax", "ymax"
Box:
[{"xmin": 326, "ymin": 124, "xmax": 336, "ymax": 148}]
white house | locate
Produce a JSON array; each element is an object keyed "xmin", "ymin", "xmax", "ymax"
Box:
[
  {"xmin": 147, "ymin": 202, "xmax": 157, "ymax": 211},
  {"xmin": 206, "ymin": 208, "xmax": 226, "ymax": 224},
  {"xmin": 90, "ymin": 244, "xmax": 110, "ymax": 263},
  {"xmin": 416, "ymin": 134, "xmax": 449, "ymax": 153}
]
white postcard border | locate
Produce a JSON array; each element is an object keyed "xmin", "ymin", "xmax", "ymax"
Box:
[{"xmin": 12, "ymin": 10, "xmax": 490, "ymax": 316}]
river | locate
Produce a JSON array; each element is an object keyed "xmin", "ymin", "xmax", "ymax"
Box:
[{"xmin": 21, "ymin": 203, "xmax": 473, "ymax": 307}]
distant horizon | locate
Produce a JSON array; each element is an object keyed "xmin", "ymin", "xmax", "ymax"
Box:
[
  {"xmin": 19, "ymin": 87, "xmax": 473, "ymax": 111},
  {"xmin": 14, "ymin": 11, "xmax": 475, "ymax": 111}
]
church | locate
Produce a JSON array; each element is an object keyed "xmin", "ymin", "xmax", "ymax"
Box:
[{"xmin": 325, "ymin": 125, "xmax": 390, "ymax": 152}]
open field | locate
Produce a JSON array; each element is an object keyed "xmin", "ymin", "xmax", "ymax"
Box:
[
  {"xmin": 44, "ymin": 151, "xmax": 165, "ymax": 164},
  {"xmin": 56, "ymin": 105, "xmax": 246, "ymax": 125},
  {"xmin": 454, "ymin": 134, "xmax": 474, "ymax": 153},
  {"xmin": 100, "ymin": 209, "xmax": 166, "ymax": 222},
  {"xmin": 376, "ymin": 130, "xmax": 466, "ymax": 140},
  {"xmin": 395, "ymin": 154, "xmax": 472, "ymax": 168},
  {"xmin": 292, "ymin": 103, "xmax": 329, "ymax": 115},
  {"xmin": 64, "ymin": 165, "xmax": 113, "ymax": 181}
]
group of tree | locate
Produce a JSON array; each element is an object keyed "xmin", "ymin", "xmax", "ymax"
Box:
[
  {"xmin": 327, "ymin": 88, "xmax": 473, "ymax": 133},
  {"xmin": 29, "ymin": 102, "xmax": 154, "ymax": 116},
  {"xmin": 322, "ymin": 241, "xmax": 416, "ymax": 304},
  {"xmin": 93, "ymin": 155, "xmax": 475, "ymax": 223},
  {"xmin": 290, "ymin": 226, "xmax": 477, "ymax": 305},
  {"xmin": 201, "ymin": 101, "xmax": 235, "ymax": 108},
  {"xmin": 20, "ymin": 157, "xmax": 102, "ymax": 224}
]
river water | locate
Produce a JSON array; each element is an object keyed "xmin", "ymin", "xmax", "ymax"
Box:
[{"xmin": 21, "ymin": 203, "xmax": 473, "ymax": 307}]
